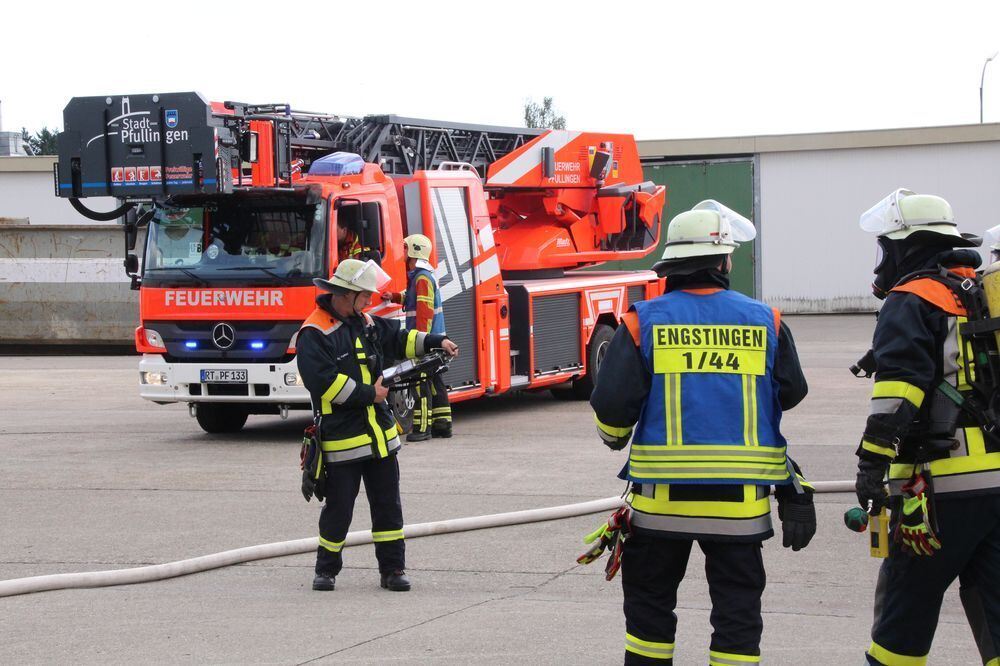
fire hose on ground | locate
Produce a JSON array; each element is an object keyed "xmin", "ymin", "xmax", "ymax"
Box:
[{"xmin": 0, "ymin": 480, "xmax": 855, "ymax": 598}]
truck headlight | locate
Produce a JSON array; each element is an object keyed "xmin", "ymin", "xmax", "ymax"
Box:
[
  {"xmin": 284, "ymin": 372, "xmax": 304, "ymax": 386},
  {"xmin": 141, "ymin": 371, "xmax": 167, "ymax": 385}
]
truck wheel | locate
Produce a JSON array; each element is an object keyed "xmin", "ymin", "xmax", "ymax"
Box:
[
  {"xmin": 389, "ymin": 388, "xmax": 415, "ymax": 435},
  {"xmin": 195, "ymin": 404, "xmax": 249, "ymax": 434},
  {"xmin": 557, "ymin": 323, "xmax": 615, "ymax": 401}
]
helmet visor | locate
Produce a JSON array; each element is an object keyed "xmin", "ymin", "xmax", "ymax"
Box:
[
  {"xmin": 352, "ymin": 260, "xmax": 393, "ymax": 292},
  {"xmin": 691, "ymin": 200, "xmax": 756, "ymax": 243},
  {"xmin": 860, "ymin": 188, "xmax": 915, "ymax": 235},
  {"xmin": 985, "ymin": 224, "xmax": 1000, "ymax": 251}
]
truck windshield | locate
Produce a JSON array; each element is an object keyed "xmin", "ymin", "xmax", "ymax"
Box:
[{"xmin": 144, "ymin": 200, "xmax": 326, "ymax": 285}]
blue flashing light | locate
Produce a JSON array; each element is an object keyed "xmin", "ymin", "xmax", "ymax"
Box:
[
  {"xmin": 309, "ymin": 151, "xmax": 365, "ymax": 176},
  {"xmin": 250, "ymin": 341, "xmax": 265, "ymax": 350},
  {"xmin": 185, "ymin": 341, "xmax": 199, "ymax": 349}
]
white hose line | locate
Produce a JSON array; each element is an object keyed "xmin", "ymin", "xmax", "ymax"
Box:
[
  {"xmin": 0, "ymin": 496, "xmax": 622, "ymax": 598},
  {"xmin": 0, "ymin": 481, "xmax": 857, "ymax": 599},
  {"xmin": 811, "ymin": 480, "xmax": 855, "ymax": 493}
]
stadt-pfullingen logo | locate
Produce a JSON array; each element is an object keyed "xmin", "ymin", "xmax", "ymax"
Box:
[{"xmin": 212, "ymin": 323, "xmax": 236, "ymax": 350}]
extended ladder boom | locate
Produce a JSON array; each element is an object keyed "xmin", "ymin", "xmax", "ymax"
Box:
[{"xmin": 55, "ymin": 92, "xmax": 544, "ymax": 201}]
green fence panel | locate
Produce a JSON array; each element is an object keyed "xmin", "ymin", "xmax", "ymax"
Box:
[{"xmin": 594, "ymin": 160, "xmax": 755, "ymax": 297}]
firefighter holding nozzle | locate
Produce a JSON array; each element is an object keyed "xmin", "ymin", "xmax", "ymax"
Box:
[{"xmin": 296, "ymin": 258, "xmax": 458, "ymax": 592}]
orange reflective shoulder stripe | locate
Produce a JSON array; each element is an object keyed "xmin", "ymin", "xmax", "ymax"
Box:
[
  {"xmin": 622, "ymin": 311, "xmax": 641, "ymax": 346},
  {"xmin": 891, "ymin": 278, "xmax": 967, "ymax": 316},
  {"xmin": 301, "ymin": 308, "xmax": 340, "ymax": 334},
  {"xmin": 772, "ymin": 307, "xmax": 781, "ymax": 336}
]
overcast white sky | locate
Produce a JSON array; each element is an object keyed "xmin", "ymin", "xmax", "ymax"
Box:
[{"xmin": 4, "ymin": 0, "xmax": 1000, "ymax": 140}]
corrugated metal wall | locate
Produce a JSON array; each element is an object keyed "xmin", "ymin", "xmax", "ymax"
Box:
[{"xmin": 758, "ymin": 142, "xmax": 1000, "ymax": 313}]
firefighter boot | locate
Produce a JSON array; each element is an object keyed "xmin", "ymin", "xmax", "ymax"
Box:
[
  {"xmin": 312, "ymin": 572, "xmax": 335, "ymax": 591},
  {"xmin": 431, "ymin": 421, "xmax": 452, "ymax": 438},
  {"xmin": 407, "ymin": 429, "xmax": 431, "ymax": 443},
  {"xmin": 380, "ymin": 570, "xmax": 411, "ymax": 591}
]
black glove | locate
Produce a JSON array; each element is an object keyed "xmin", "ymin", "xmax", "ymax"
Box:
[
  {"xmin": 856, "ymin": 457, "xmax": 889, "ymax": 514},
  {"xmin": 777, "ymin": 496, "xmax": 816, "ymax": 551},
  {"xmin": 302, "ymin": 470, "xmax": 318, "ymax": 502},
  {"xmin": 300, "ymin": 428, "xmax": 326, "ymax": 503}
]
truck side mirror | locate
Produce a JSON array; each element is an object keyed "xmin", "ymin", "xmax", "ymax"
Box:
[
  {"xmin": 124, "ymin": 253, "xmax": 139, "ymax": 275},
  {"xmin": 125, "ymin": 220, "xmax": 139, "ymax": 252},
  {"xmin": 589, "ymin": 150, "xmax": 611, "ymax": 180},
  {"xmin": 123, "ymin": 205, "xmax": 153, "ymax": 251}
]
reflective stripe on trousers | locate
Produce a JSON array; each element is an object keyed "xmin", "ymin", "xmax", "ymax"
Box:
[{"xmin": 625, "ymin": 633, "xmax": 674, "ymax": 660}]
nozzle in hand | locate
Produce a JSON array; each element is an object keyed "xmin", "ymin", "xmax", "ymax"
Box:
[{"xmin": 844, "ymin": 506, "xmax": 870, "ymax": 533}]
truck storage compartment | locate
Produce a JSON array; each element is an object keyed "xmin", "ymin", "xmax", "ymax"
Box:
[
  {"xmin": 531, "ymin": 293, "xmax": 582, "ymax": 375},
  {"xmin": 507, "ymin": 286, "xmax": 582, "ymax": 377}
]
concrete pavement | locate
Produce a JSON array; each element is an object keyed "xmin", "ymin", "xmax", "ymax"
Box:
[{"xmin": 0, "ymin": 315, "xmax": 983, "ymax": 664}]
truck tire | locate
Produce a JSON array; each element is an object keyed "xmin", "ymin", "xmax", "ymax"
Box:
[
  {"xmin": 389, "ymin": 388, "xmax": 416, "ymax": 435},
  {"xmin": 551, "ymin": 323, "xmax": 616, "ymax": 401},
  {"xmin": 195, "ymin": 404, "xmax": 249, "ymax": 434}
]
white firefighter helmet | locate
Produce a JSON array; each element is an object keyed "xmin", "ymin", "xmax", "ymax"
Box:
[
  {"xmin": 984, "ymin": 224, "xmax": 1000, "ymax": 254},
  {"xmin": 314, "ymin": 259, "xmax": 392, "ymax": 294},
  {"xmin": 659, "ymin": 200, "xmax": 757, "ymax": 260},
  {"xmin": 403, "ymin": 234, "xmax": 433, "ymax": 261},
  {"xmin": 860, "ymin": 189, "xmax": 977, "ymax": 246}
]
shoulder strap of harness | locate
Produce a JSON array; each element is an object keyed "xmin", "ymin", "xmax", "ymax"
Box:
[{"xmin": 890, "ymin": 266, "xmax": 976, "ymax": 316}]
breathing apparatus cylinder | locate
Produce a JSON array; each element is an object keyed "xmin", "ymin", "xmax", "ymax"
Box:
[{"xmin": 982, "ymin": 262, "xmax": 1000, "ymax": 351}]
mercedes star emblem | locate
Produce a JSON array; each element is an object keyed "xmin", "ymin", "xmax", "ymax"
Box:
[{"xmin": 212, "ymin": 323, "xmax": 236, "ymax": 350}]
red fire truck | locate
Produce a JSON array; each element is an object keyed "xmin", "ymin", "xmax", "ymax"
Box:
[{"xmin": 56, "ymin": 92, "xmax": 665, "ymax": 433}]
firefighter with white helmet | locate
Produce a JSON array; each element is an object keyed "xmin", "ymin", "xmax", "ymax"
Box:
[
  {"xmin": 984, "ymin": 223, "xmax": 1000, "ymax": 264},
  {"xmin": 587, "ymin": 200, "xmax": 814, "ymax": 664},
  {"xmin": 296, "ymin": 258, "xmax": 458, "ymax": 592},
  {"xmin": 853, "ymin": 189, "xmax": 1000, "ymax": 666},
  {"xmin": 386, "ymin": 234, "xmax": 452, "ymax": 441}
]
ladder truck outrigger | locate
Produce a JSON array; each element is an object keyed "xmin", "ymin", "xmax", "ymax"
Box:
[{"xmin": 55, "ymin": 92, "xmax": 666, "ymax": 433}]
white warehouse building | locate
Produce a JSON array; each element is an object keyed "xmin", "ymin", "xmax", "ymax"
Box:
[{"xmin": 637, "ymin": 123, "xmax": 1000, "ymax": 313}]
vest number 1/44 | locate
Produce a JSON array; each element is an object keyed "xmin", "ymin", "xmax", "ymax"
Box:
[{"xmin": 652, "ymin": 325, "xmax": 767, "ymax": 376}]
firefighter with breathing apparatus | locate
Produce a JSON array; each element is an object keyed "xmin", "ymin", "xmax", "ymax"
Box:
[
  {"xmin": 296, "ymin": 258, "xmax": 458, "ymax": 592},
  {"xmin": 854, "ymin": 189, "xmax": 1000, "ymax": 666},
  {"xmin": 586, "ymin": 200, "xmax": 815, "ymax": 665}
]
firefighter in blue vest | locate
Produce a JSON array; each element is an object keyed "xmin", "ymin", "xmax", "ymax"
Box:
[
  {"xmin": 390, "ymin": 234, "xmax": 451, "ymax": 442},
  {"xmin": 589, "ymin": 200, "xmax": 815, "ymax": 665},
  {"xmin": 854, "ymin": 190, "xmax": 1000, "ymax": 666}
]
